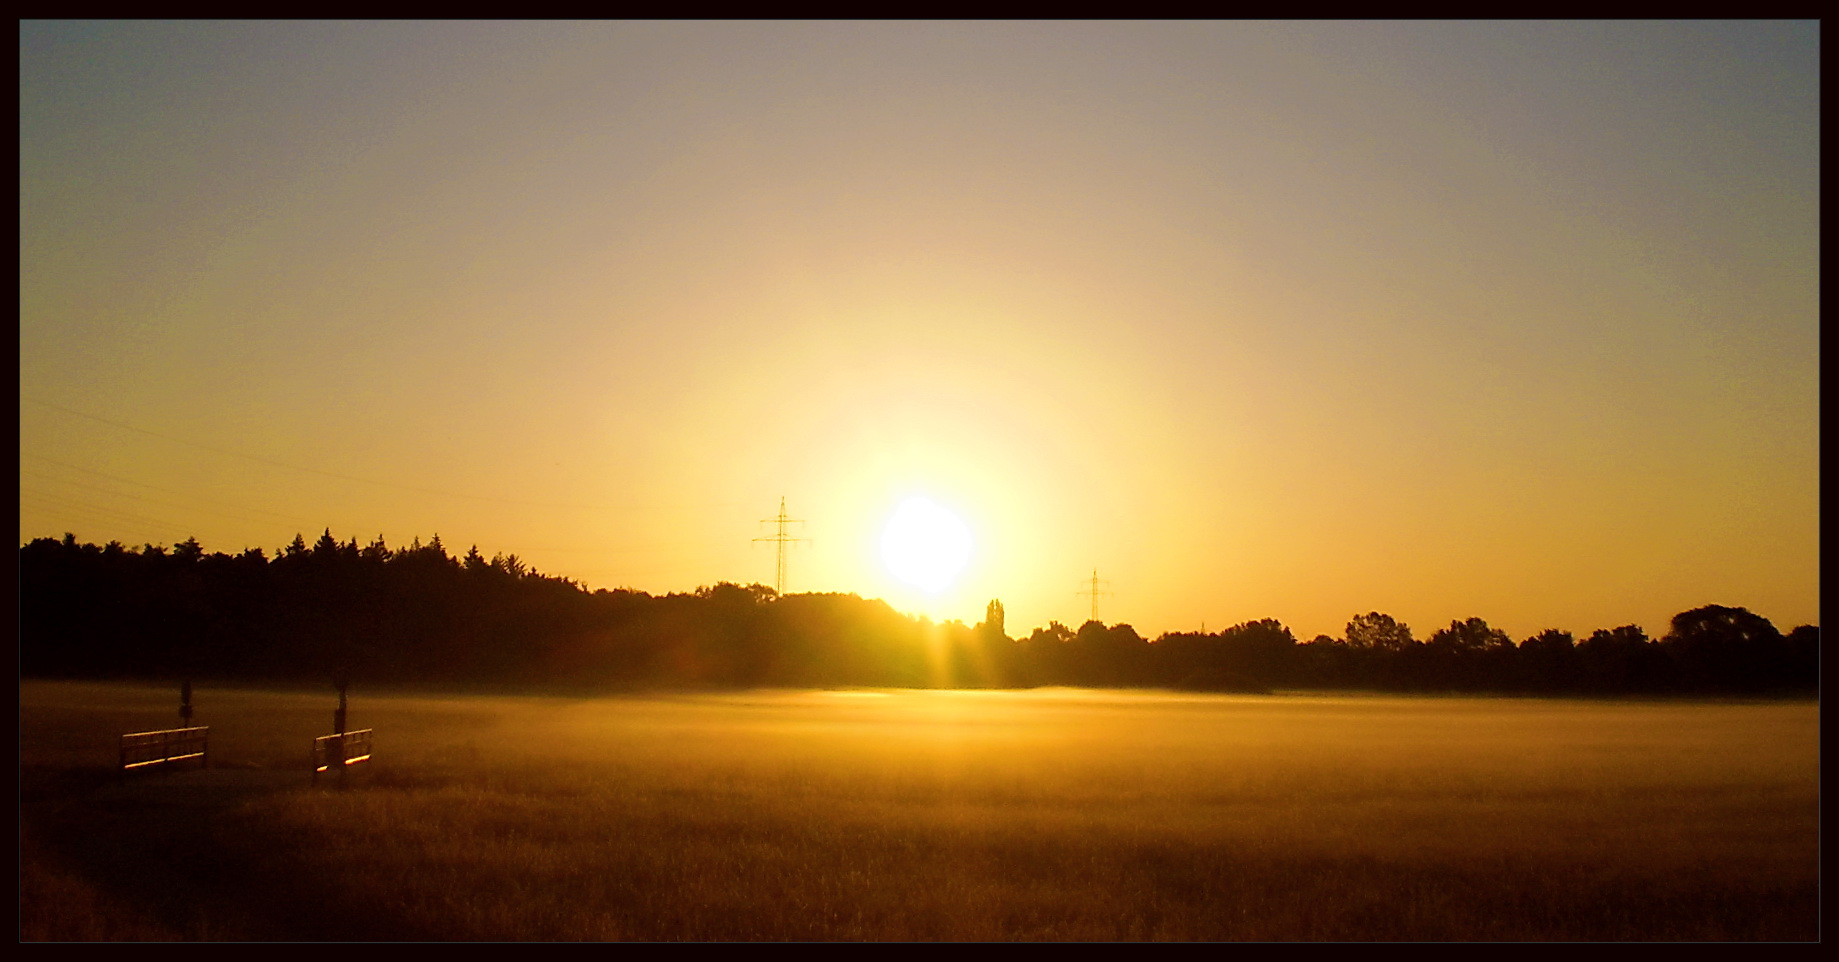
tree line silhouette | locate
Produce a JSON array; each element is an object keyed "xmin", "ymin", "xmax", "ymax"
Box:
[{"xmin": 19, "ymin": 532, "xmax": 1818, "ymax": 695}]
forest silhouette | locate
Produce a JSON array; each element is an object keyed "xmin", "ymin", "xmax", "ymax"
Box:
[{"xmin": 18, "ymin": 531, "xmax": 1818, "ymax": 695}]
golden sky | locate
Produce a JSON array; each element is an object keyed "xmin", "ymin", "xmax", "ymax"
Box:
[{"xmin": 20, "ymin": 22, "xmax": 1819, "ymax": 640}]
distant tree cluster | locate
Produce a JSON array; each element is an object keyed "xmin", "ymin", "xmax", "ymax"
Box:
[
  {"xmin": 18, "ymin": 531, "xmax": 999, "ymax": 689},
  {"xmin": 18, "ymin": 533, "xmax": 1818, "ymax": 695}
]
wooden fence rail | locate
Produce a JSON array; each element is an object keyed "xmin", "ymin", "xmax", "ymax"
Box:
[{"xmin": 120, "ymin": 726, "xmax": 209, "ymax": 773}]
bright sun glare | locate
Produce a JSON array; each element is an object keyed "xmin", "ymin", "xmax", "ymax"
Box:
[{"xmin": 881, "ymin": 497, "xmax": 973, "ymax": 593}]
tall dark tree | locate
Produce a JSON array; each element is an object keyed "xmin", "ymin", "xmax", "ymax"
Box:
[
  {"xmin": 464, "ymin": 544, "xmax": 490, "ymax": 573},
  {"xmin": 1346, "ymin": 612, "xmax": 1416, "ymax": 651},
  {"xmin": 1577, "ymin": 625, "xmax": 1666, "ymax": 692},
  {"xmin": 1218, "ymin": 619, "xmax": 1295, "ymax": 688},
  {"xmin": 360, "ymin": 534, "xmax": 390, "ymax": 564},
  {"xmin": 1783, "ymin": 625, "xmax": 1819, "ymax": 691},
  {"xmin": 1294, "ymin": 633, "xmax": 1352, "ymax": 687},
  {"xmin": 173, "ymin": 536, "xmax": 204, "ymax": 564},
  {"xmin": 1517, "ymin": 628, "xmax": 1578, "ymax": 692},
  {"xmin": 1424, "ymin": 618, "xmax": 1514, "ymax": 689},
  {"xmin": 1663, "ymin": 605, "xmax": 1787, "ymax": 692},
  {"xmin": 982, "ymin": 599, "xmax": 1006, "ymax": 641}
]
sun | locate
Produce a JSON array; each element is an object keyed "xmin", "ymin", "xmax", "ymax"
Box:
[{"xmin": 880, "ymin": 497, "xmax": 973, "ymax": 593}]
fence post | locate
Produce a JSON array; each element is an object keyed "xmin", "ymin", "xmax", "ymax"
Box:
[
  {"xmin": 180, "ymin": 680, "xmax": 199, "ymax": 766},
  {"xmin": 333, "ymin": 678, "xmax": 349, "ymax": 788}
]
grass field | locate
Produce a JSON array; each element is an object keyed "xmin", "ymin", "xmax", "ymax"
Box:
[{"xmin": 19, "ymin": 681, "xmax": 1819, "ymax": 941}]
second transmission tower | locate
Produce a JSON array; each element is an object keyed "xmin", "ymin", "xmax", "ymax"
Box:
[
  {"xmin": 753, "ymin": 496, "xmax": 806, "ymax": 597},
  {"xmin": 1076, "ymin": 568, "xmax": 1113, "ymax": 624}
]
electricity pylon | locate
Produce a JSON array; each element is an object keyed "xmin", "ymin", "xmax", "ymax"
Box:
[
  {"xmin": 1076, "ymin": 568, "xmax": 1112, "ymax": 624},
  {"xmin": 753, "ymin": 496, "xmax": 806, "ymax": 597}
]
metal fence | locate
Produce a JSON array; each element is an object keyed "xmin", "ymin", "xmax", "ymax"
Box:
[
  {"xmin": 312, "ymin": 729, "xmax": 373, "ymax": 782},
  {"xmin": 120, "ymin": 726, "xmax": 209, "ymax": 772}
]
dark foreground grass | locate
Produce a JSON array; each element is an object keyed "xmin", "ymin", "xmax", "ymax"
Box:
[{"xmin": 19, "ymin": 683, "xmax": 1818, "ymax": 941}]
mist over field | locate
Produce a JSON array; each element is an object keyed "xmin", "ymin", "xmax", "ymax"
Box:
[{"xmin": 21, "ymin": 682, "xmax": 1818, "ymax": 940}]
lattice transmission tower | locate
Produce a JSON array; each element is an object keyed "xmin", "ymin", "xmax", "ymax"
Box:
[
  {"xmin": 753, "ymin": 496, "xmax": 806, "ymax": 597},
  {"xmin": 1076, "ymin": 568, "xmax": 1113, "ymax": 624}
]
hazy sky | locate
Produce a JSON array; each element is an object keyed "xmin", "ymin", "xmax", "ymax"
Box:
[{"xmin": 20, "ymin": 21, "xmax": 1819, "ymax": 640}]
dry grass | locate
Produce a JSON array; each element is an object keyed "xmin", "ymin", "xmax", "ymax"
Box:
[{"xmin": 19, "ymin": 683, "xmax": 1818, "ymax": 940}]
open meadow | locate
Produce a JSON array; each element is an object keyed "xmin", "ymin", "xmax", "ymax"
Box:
[{"xmin": 19, "ymin": 681, "xmax": 1818, "ymax": 941}]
